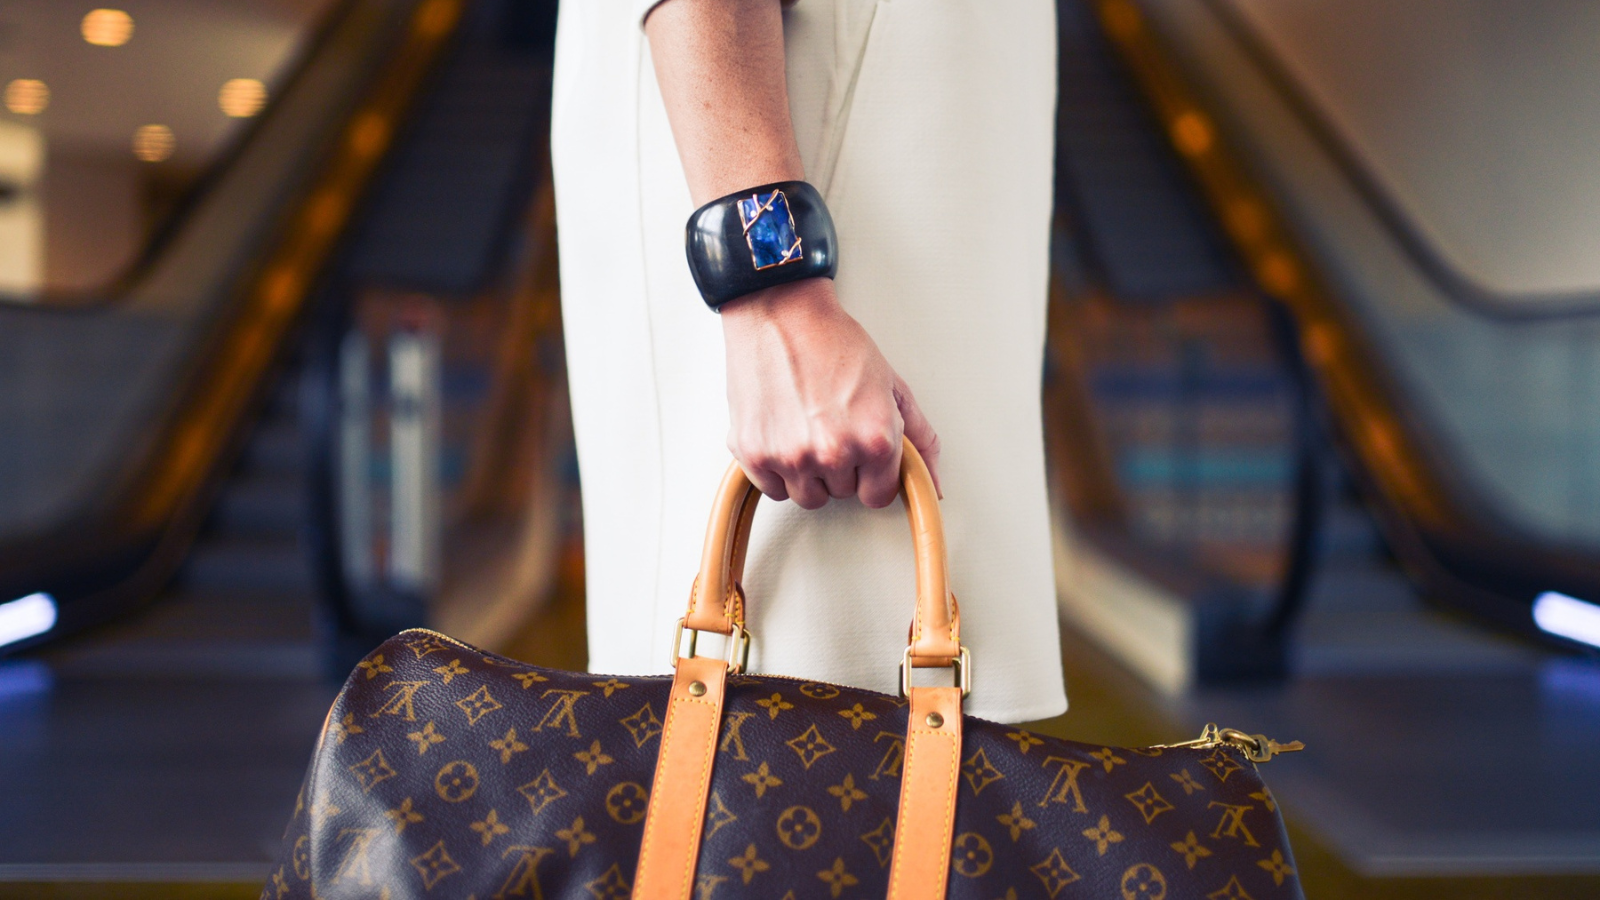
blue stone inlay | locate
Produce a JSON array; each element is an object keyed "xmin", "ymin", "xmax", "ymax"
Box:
[{"xmin": 738, "ymin": 190, "xmax": 802, "ymax": 269}]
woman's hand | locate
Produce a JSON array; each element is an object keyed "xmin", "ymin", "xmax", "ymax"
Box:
[
  {"xmin": 645, "ymin": 0, "xmax": 938, "ymax": 507},
  {"xmin": 721, "ymin": 277, "xmax": 941, "ymax": 509}
]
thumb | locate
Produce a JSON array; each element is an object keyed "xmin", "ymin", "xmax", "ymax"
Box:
[{"xmin": 893, "ymin": 375, "xmax": 942, "ymax": 498}]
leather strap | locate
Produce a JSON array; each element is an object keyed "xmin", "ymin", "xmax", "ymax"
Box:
[
  {"xmin": 888, "ymin": 686, "xmax": 964, "ymax": 899},
  {"xmin": 642, "ymin": 439, "xmax": 966, "ymax": 899},
  {"xmin": 630, "ymin": 656, "xmax": 728, "ymax": 900},
  {"xmin": 685, "ymin": 438, "xmax": 960, "ymax": 664}
]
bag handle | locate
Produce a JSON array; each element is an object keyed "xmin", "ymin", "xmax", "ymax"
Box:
[
  {"xmin": 636, "ymin": 438, "xmax": 968, "ymax": 900},
  {"xmin": 679, "ymin": 437, "xmax": 964, "ymax": 670}
]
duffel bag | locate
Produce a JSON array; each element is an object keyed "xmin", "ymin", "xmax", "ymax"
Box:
[{"xmin": 266, "ymin": 439, "xmax": 1304, "ymax": 899}]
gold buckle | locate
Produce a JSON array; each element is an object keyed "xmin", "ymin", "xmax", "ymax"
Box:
[
  {"xmin": 899, "ymin": 645, "xmax": 971, "ymax": 698},
  {"xmin": 671, "ymin": 618, "xmax": 751, "ymax": 674}
]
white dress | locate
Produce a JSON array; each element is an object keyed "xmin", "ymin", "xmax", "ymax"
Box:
[{"xmin": 550, "ymin": 0, "xmax": 1065, "ymax": 722}]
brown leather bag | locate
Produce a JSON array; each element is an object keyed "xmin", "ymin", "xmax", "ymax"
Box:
[{"xmin": 266, "ymin": 440, "xmax": 1304, "ymax": 899}]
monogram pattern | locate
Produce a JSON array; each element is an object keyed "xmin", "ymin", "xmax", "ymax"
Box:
[{"xmin": 266, "ymin": 630, "xmax": 1303, "ymax": 898}]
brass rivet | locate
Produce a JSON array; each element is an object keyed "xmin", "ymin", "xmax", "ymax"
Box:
[
  {"xmin": 925, "ymin": 712, "xmax": 944, "ymax": 729},
  {"xmin": 688, "ymin": 681, "xmax": 706, "ymax": 697}
]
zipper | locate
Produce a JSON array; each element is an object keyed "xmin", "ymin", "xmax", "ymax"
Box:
[
  {"xmin": 1155, "ymin": 723, "xmax": 1305, "ymax": 763},
  {"xmin": 396, "ymin": 630, "xmax": 1307, "ymax": 763}
]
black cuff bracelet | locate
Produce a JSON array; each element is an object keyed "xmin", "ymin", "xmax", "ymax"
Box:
[{"xmin": 684, "ymin": 180, "xmax": 838, "ymax": 310}]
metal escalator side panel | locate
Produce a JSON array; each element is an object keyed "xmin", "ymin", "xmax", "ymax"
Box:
[{"xmin": 0, "ymin": 0, "xmax": 470, "ymax": 654}]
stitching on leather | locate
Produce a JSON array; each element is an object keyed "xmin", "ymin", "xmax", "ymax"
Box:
[
  {"xmin": 673, "ymin": 692, "xmax": 719, "ymax": 898},
  {"xmin": 636, "ymin": 679, "xmax": 721, "ymax": 899},
  {"xmin": 887, "ymin": 708, "xmax": 958, "ymax": 898}
]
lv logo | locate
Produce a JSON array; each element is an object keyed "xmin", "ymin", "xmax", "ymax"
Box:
[
  {"xmin": 331, "ymin": 828, "xmax": 379, "ymax": 886},
  {"xmin": 494, "ymin": 845, "xmax": 555, "ymax": 899},
  {"xmin": 719, "ymin": 711, "xmax": 755, "ymax": 761},
  {"xmin": 1207, "ymin": 801, "xmax": 1260, "ymax": 848},
  {"xmin": 1039, "ymin": 757, "xmax": 1091, "ymax": 812},
  {"xmin": 531, "ymin": 690, "xmax": 587, "ymax": 738},
  {"xmin": 870, "ymin": 731, "xmax": 904, "ymax": 781},
  {"xmin": 371, "ymin": 680, "xmax": 428, "ymax": 722}
]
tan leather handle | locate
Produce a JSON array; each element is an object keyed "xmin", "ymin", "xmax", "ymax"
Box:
[{"xmin": 682, "ymin": 437, "xmax": 962, "ymax": 666}]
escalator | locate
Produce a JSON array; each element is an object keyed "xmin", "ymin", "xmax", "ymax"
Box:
[
  {"xmin": 0, "ymin": 0, "xmax": 566, "ymax": 883},
  {"xmin": 1043, "ymin": 0, "xmax": 1600, "ymax": 878}
]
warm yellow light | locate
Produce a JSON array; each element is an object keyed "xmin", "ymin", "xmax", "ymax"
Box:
[
  {"xmin": 82, "ymin": 9, "xmax": 134, "ymax": 47},
  {"xmin": 4, "ymin": 79, "xmax": 49, "ymax": 115},
  {"xmin": 218, "ymin": 78, "xmax": 268, "ymax": 118},
  {"xmin": 132, "ymin": 124, "xmax": 175, "ymax": 162}
]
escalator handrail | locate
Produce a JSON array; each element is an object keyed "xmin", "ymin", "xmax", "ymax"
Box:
[
  {"xmin": 1097, "ymin": 0, "xmax": 1600, "ymax": 630},
  {"xmin": 1197, "ymin": 0, "xmax": 1600, "ymax": 321},
  {"xmin": 0, "ymin": 0, "xmax": 468, "ymax": 651}
]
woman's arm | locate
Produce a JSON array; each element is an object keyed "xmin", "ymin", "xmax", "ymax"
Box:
[{"xmin": 645, "ymin": 0, "xmax": 941, "ymax": 509}]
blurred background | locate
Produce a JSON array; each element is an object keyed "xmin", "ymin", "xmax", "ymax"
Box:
[{"xmin": 0, "ymin": 0, "xmax": 1596, "ymax": 896}]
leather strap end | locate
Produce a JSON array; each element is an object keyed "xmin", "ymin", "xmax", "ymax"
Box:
[
  {"xmin": 631, "ymin": 656, "xmax": 728, "ymax": 900},
  {"xmin": 886, "ymin": 686, "xmax": 964, "ymax": 900}
]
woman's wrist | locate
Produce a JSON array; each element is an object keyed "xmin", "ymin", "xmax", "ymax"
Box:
[{"xmin": 718, "ymin": 278, "xmax": 843, "ymax": 335}]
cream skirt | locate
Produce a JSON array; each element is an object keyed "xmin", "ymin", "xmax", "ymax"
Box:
[{"xmin": 551, "ymin": 0, "xmax": 1065, "ymax": 722}]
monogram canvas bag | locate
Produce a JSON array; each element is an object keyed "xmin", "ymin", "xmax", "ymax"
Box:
[{"xmin": 266, "ymin": 441, "xmax": 1305, "ymax": 899}]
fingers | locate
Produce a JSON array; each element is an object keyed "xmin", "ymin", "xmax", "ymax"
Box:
[
  {"xmin": 785, "ymin": 475, "xmax": 830, "ymax": 510},
  {"xmin": 732, "ymin": 433, "xmax": 896, "ymax": 510},
  {"xmin": 739, "ymin": 460, "xmax": 789, "ymax": 502},
  {"xmin": 855, "ymin": 431, "xmax": 902, "ymax": 509},
  {"xmin": 894, "ymin": 376, "xmax": 943, "ymax": 498}
]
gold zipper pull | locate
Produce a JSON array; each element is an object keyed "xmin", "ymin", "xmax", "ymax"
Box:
[{"xmin": 1154, "ymin": 723, "xmax": 1305, "ymax": 763}]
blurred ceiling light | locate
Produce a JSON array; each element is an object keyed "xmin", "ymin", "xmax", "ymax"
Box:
[
  {"xmin": 132, "ymin": 124, "xmax": 175, "ymax": 162},
  {"xmin": 218, "ymin": 78, "xmax": 268, "ymax": 118},
  {"xmin": 82, "ymin": 9, "xmax": 134, "ymax": 47},
  {"xmin": 3, "ymin": 79, "xmax": 49, "ymax": 115}
]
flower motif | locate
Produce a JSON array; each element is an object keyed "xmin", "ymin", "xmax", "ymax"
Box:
[
  {"xmin": 741, "ymin": 761, "xmax": 783, "ymax": 798},
  {"xmin": 1007, "ymin": 730, "xmax": 1045, "ymax": 754},
  {"xmin": 756, "ymin": 692, "xmax": 794, "ymax": 719},
  {"xmin": 827, "ymin": 773, "xmax": 868, "ymax": 812},
  {"xmin": 356, "ymin": 653, "xmax": 392, "ymax": 680},
  {"xmin": 1257, "ymin": 848, "xmax": 1297, "ymax": 886},
  {"xmin": 556, "ymin": 816, "xmax": 596, "ymax": 856},
  {"xmin": 1170, "ymin": 831, "xmax": 1213, "ymax": 869},
  {"xmin": 1125, "ymin": 781, "xmax": 1176, "ymax": 824},
  {"xmin": 469, "ymin": 808, "xmax": 509, "ymax": 846},
  {"xmin": 997, "ymin": 801, "xmax": 1037, "ymax": 842},
  {"xmin": 574, "ymin": 739, "xmax": 614, "ymax": 775},
  {"xmin": 1091, "ymin": 746, "xmax": 1127, "ymax": 772},
  {"xmin": 406, "ymin": 720, "xmax": 446, "ymax": 754},
  {"xmin": 432, "ymin": 658, "xmax": 469, "ymax": 684},
  {"xmin": 816, "ymin": 857, "xmax": 859, "ymax": 899},
  {"xmin": 591, "ymin": 677, "xmax": 630, "ymax": 698},
  {"xmin": 837, "ymin": 703, "xmax": 878, "ymax": 730},
  {"xmin": 490, "ymin": 728, "xmax": 528, "ymax": 764},
  {"xmin": 1170, "ymin": 768, "xmax": 1206, "ymax": 795},
  {"xmin": 728, "ymin": 844, "xmax": 770, "ymax": 885},
  {"xmin": 1081, "ymin": 814, "xmax": 1125, "ymax": 856}
]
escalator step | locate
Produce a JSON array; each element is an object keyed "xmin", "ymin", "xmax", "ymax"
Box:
[{"xmin": 179, "ymin": 536, "xmax": 312, "ymax": 595}]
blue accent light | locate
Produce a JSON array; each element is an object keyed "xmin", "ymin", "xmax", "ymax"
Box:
[
  {"xmin": 738, "ymin": 190, "xmax": 802, "ymax": 270},
  {"xmin": 0, "ymin": 592, "xmax": 56, "ymax": 649},
  {"xmin": 1533, "ymin": 591, "xmax": 1600, "ymax": 649}
]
